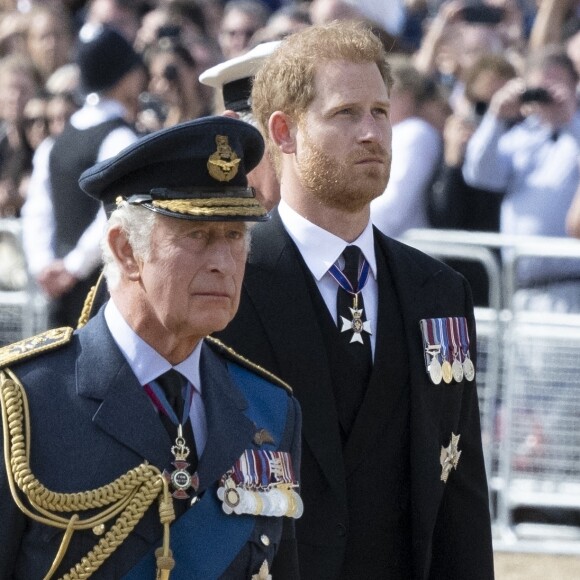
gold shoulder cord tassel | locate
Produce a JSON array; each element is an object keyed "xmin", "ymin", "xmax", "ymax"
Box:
[
  {"xmin": 0, "ymin": 369, "xmax": 176, "ymax": 579},
  {"xmin": 76, "ymin": 272, "xmax": 105, "ymax": 330}
]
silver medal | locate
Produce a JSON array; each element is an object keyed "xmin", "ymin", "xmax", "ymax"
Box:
[
  {"xmin": 452, "ymin": 358, "xmax": 464, "ymax": 382},
  {"xmin": 462, "ymin": 357, "xmax": 475, "ymax": 381},
  {"xmin": 428, "ymin": 356, "xmax": 442, "ymax": 385}
]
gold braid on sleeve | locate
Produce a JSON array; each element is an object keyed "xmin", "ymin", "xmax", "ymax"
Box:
[{"xmin": 0, "ymin": 369, "xmax": 176, "ymax": 579}]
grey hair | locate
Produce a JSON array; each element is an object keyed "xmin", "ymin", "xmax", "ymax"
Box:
[
  {"xmin": 101, "ymin": 202, "xmax": 157, "ymax": 289},
  {"xmin": 236, "ymin": 108, "xmax": 259, "ymax": 129},
  {"xmin": 102, "ymin": 203, "xmax": 255, "ymax": 289}
]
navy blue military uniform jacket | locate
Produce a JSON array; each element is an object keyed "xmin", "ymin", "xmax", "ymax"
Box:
[
  {"xmin": 217, "ymin": 209, "xmax": 495, "ymax": 580},
  {"xmin": 0, "ymin": 307, "xmax": 301, "ymax": 579}
]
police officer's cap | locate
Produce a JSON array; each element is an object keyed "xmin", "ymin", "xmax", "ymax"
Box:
[
  {"xmin": 79, "ymin": 116, "xmax": 268, "ymax": 221},
  {"xmin": 199, "ymin": 41, "xmax": 281, "ymax": 113},
  {"xmin": 77, "ymin": 24, "xmax": 143, "ymax": 95}
]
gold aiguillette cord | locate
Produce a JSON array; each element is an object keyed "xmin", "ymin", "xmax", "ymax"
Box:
[{"xmin": 0, "ymin": 368, "xmax": 176, "ymax": 579}]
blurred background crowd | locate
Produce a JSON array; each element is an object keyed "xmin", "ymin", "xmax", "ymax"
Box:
[
  {"xmin": 0, "ymin": 0, "xmax": 579, "ymax": 556},
  {"xmin": 1, "ymin": 0, "xmax": 580, "ymax": 315}
]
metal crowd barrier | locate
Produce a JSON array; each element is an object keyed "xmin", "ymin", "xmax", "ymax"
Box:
[
  {"xmin": 0, "ymin": 218, "xmax": 47, "ymax": 346},
  {"xmin": 402, "ymin": 229, "xmax": 580, "ymax": 555}
]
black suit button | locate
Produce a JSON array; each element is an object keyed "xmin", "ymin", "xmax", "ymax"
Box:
[{"xmin": 336, "ymin": 523, "xmax": 347, "ymax": 537}]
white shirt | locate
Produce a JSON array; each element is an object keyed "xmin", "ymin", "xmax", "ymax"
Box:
[
  {"xmin": 463, "ymin": 111, "xmax": 580, "ymax": 284},
  {"xmin": 278, "ymin": 200, "xmax": 378, "ymax": 355},
  {"xmin": 22, "ymin": 98, "xmax": 139, "ymax": 278},
  {"xmin": 463, "ymin": 112, "xmax": 580, "ymax": 238},
  {"xmin": 104, "ymin": 300, "xmax": 208, "ymax": 456},
  {"xmin": 345, "ymin": 0, "xmax": 405, "ymax": 35},
  {"xmin": 371, "ymin": 117, "xmax": 442, "ymax": 238}
]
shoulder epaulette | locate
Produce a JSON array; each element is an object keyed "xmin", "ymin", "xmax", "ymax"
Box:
[
  {"xmin": 0, "ymin": 327, "xmax": 74, "ymax": 369},
  {"xmin": 205, "ymin": 336, "xmax": 293, "ymax": 395}
]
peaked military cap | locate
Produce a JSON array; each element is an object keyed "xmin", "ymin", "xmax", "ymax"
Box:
[
  {"xmin": 199, "ymin": 41, "xmax": 281, "ymax": 113},
  {"xmin": 79, "ymin": 116, "xmax": 268, "ymax": 221}
]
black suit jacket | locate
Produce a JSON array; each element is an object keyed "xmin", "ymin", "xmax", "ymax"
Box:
[{"xmin": 217, "ymin": 209, "xmax": 494, "ymax": 579}]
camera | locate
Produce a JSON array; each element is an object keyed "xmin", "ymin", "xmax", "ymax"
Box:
[
  {"xmin": 460, "ymin": 5, "xmax": 505, "ymax": 24},
  {"xmin": 138, "ymin": 92, "xmax": 167, "ymax": 122},
  {"xmin": 157, "ymin": 25, "xmax": 181, "ymax": 40},
  {"xmin": 520, "ymin": 87, "xmax": 552, "ymax": 104}
]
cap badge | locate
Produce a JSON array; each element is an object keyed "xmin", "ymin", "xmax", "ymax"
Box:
[
  {"xmin": 440, "ymin": 433, "xmax": 461, "ymax": 483},
  {"xmin": 207, "ymin": 135, "xmax": 241, "ymax": 182}
]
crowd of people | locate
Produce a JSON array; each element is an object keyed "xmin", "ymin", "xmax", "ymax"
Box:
[
  {"xmin": 0, "ymin": 0, "xmax": 578, "ymax": 311},
  {"xmin": 0, "ymin": 13, "xmax": 496, "ymax": 578},
  {"xmin": 0, "ymin": 1, "xmax": 578, "ymax": 577}
]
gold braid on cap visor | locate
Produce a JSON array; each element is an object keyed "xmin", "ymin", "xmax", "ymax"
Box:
[{"xmin": 151, "ymin": 197, "xmax": 267, "ymax": 218}]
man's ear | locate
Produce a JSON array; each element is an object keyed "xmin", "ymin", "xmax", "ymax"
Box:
[
  {"xmin": 108, "ymin": 226, "xmax": 141, "ymax": 281},
  {"xmin": 269, "ymin": 111, "xmax": 296, "ymax": 154}
]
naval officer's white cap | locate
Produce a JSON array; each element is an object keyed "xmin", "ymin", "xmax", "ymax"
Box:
[{"xmin": 199, "ymin": 41, "xmax": 281, "ymax": 113}]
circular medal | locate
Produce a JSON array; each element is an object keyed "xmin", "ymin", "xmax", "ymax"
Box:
[
  {"xmin": 260, "ymin": 491, "xmax": 275, "ymax": 516},
  {"xmin": 171, "ymin": 467, "xmax": 191, "ymax": 491},
  {"xmin": 268, "ymin": 489, "xmax": 288, "ymax": 517},
  {"xmin": 283, "ymin": 489, "xmax": 304, "ymax": 519},
  {"xmin": 280, "ymin": 488, "xmax": 295, "ymax": 517},
  {"xmin": 428, "ymin": 357, "xmax": 442, "ymax": 385},
  {"xmin": 253, "ymin": 491, "xmax": 264, "ymax": 515},
  {"xmin": 463, "ymin": 357, "xmax": 475, "ymax": 381},
  {"xmin": 234, "ymin": 489, "xmax": 250, "ymax": 515},
  {"xmin": 452, "ymin": 359, "xmax": 464, "ymax": 383},
  {"xmin": 224, "ymin": 486, "xmax": 241, "ymax": 509},
  {"xmin": 275, "ymin": 489, "xmax": 289, "ymax": 517},
  {"xmin": 291, "ymin": 491, "xmax": 304, "ymax": 519},
  {"xmin": 242, "ymin": 490, "xmax": 258, "ymax": 515},
  {"xmin": 441, "ymin": 360, "xmax": 453, "ymax": 384}
]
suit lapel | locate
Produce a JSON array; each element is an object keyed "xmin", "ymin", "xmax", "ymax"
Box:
[
  {"xmin": 195, "ymin": 342, "xmax": 256, "ymax": 492},
  {"xmin": 244, "ymin": 211, "xmax": 346, "ymax": 499},
  {"xmin": 76, "ymin": 309, "xmax": 169, "ymax": 469}
]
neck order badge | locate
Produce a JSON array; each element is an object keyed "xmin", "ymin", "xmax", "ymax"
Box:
[
  {"xmin": 145, "ymin": 370, "xmax": 199, "ymax": 502},
  {"xmin": 329, "ymin": 246, "xmax": 372, "ymax": 345}
]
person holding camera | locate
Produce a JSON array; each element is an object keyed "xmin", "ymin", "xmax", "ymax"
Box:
[
  {"xmin": 413, "ymin": 1, "xmax": 519, "ymax": 88},
  {"xmin": 427, "ymin": 54, "xmax": 517, "ymax": 306},
  {"xmin": 144, "ymin": 35, "xmax": 211, "ymax": 129},
  {"xmin": 463, "ymin": 46, "xmax": 580, "ymax": 312}
]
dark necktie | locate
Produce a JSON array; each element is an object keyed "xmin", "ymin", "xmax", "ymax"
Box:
[
  {"xmin": 156, "ymin": 369, "xmax": 197, "ymax": 469},
  {"xmin": 337, "ymin": 246, "xmax": 372, "ymax": 358},
  {"xmin": 335, "ymin": 245, "xmax": 373, "ymax": 435}
]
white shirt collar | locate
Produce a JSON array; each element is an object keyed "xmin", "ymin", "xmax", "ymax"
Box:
[
  {"xmin": 104, "ymin": 300, "xmax": 202, "ymax": 392},
  {"xmin": 71, "ymin": 97, "xmax": 129, "ymax": 130},
  {"xmin": 278, "ymin": 199, "xmax": 377, "ymax": 280}
]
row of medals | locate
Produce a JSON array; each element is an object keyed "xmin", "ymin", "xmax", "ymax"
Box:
[
  {"xmin": 218, "ymin": 477, "xmax": 304, "ymax": 519},
  {"xmin": 426, "ymin": 345, "xmax": 475, "ymax": 385}
]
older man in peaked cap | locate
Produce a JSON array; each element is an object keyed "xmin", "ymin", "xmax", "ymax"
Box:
[{"xmin": 0, "ymin": 116, "xmax": 302, "ymax": 579}]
